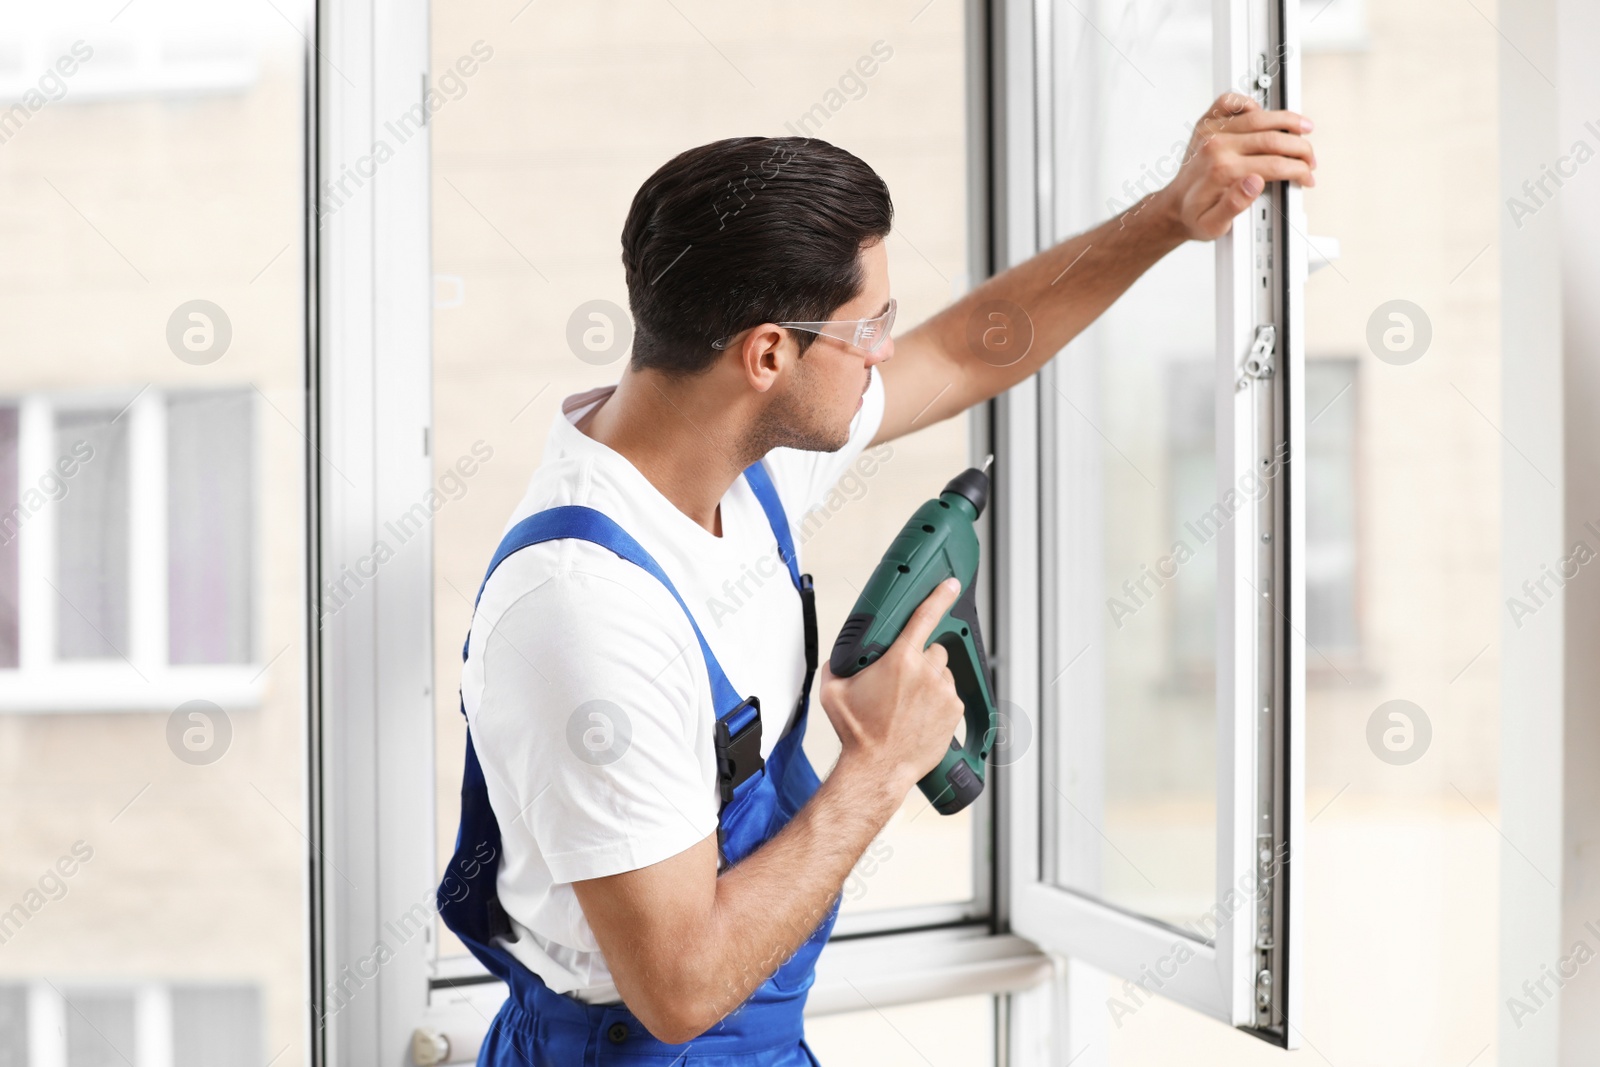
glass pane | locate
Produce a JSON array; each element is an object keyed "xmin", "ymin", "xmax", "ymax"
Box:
[
  {"xmin": 430, "ymin": 0, "xmax": 975, "ymax": 964},
  {"xmin": 167, "ymin": 389, "xmax": 255, "ymax": 665},
  {"xmin": 1044, "ymin": 0, "xmax": 1219, "ymax": 930},
  {"xmin": 64, "ymin": 991, "xmax": 136, "ymax": 1067},
  {"xmin": 0, "ymin": 2, "xmax": 310, "ymax": 1065},
  {"xmin": 55, "ymin": 409, "xmax": 130, "ymax": 661},
  {"xmin": 0, "ymin": 408, "xmax": 17, "ymax": 669},
  {"xmin": 0, "ymin": 984, "xmax": 26, "ymax": 1067},
  {"xmin": 171, "ymin": 985, "xmax": 264, "ymax": 1067}
]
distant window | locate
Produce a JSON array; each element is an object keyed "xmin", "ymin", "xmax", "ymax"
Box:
[
  {"xmin": 64, "ymin": 991, "xmax": 137, "ymax": 1067},
  {"xmin": 0, "ymin": 982, "xmax": 263, "ymax": 1067},
  {"xmin": 167, "ymin": 391, "xmax": 255, "ymax": 665},
  {"xmin": 171, "ymin": 985, "xmax": 265, "ymax": 1067},
  {"xmin": 0, "ymin": 407, "xmax": 17, "ymax": 669},
  {"xmin": 0, "ymin": 18, "xmax": 260, "ymax": 105},
  {"xmin": 1305, "ymin": 358, "xmax": 1360, "ymax": 660},
  {"xmin": 0, "ymin": 387, "xmax": 259, "ymax": 711},
  {"xmin": 0, "ymin": 983, "xmax": 25, "ymax": 1067},
  {"xmin": 55, "ymin": 408, "xmax": 130, "ymax": 660}
]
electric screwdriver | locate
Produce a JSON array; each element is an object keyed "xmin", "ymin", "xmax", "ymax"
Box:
[{"xmin": 828, "ymin": 462, "xmax": 997, "ymax": 815}]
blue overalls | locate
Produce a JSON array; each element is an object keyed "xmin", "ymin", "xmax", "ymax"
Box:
[{"xmin": 440, "ymin": 460, "xmax": 840, "ymax": 1065}]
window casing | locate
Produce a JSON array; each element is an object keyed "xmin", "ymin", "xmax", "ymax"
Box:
[{"xmin": 316, "ymin": 0, "xmax": 1306, "ymax": 1059}]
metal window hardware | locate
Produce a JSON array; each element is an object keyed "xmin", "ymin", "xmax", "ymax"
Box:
[
  {"xmin": 1255, "ymin": 969, "xmax": 1273, "ymax": 1010},
  {"xmin": 1237, "ymin": 324, "xmax": 1277, "ymax": 389},
  {"xmin": 1256, "ymin": 53, "xmax": 1274, "ymax": 97}
]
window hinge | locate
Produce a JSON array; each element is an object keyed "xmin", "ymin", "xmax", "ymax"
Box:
[{"xmin": 1237, "ymin": 324, "xmax": 1277, "ymax": 389}]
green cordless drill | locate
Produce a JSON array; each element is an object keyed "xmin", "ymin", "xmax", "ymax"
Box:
[{"xmin": 828, "ymin": 461, "xmax": 997, "ymax": 815}]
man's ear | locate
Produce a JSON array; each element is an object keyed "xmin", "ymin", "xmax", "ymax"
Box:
[{"xmin": 736, "ymin": 325, "xmax": 790, "ymax": 394}]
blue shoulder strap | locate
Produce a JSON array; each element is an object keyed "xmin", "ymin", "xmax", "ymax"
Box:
[
  {"xmin": 742, "ymin": 459, "xmax": 818, "ymax": 685},
  {"xmin": 741, "ymin": 460, "xmax": 802, "ymax": 591},
  {"xmin": 467, "ymin": 505, "xmax": 744, "ymax": 712},
  {"xmin": 462, "ymin": 461, "xmax": 801, "ymax": 715}
]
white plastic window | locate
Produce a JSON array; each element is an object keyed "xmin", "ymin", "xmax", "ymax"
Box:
[{"xmin": 1006, "ymin": 0, "xmax": 1305, "ymax": 1043}]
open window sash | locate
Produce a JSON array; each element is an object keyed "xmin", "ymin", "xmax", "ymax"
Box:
[{"xmin": 1004, "ymin": 0, "xmax": 1304, "ymax": 1044}]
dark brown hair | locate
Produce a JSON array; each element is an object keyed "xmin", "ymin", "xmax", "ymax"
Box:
[{"xmin": 620, "ymin": 136, "xmax": 893, "ymax": 376}]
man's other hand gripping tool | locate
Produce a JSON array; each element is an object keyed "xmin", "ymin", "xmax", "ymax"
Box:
[{"xmin": 827, "ymin": 462, "xmax": 997, "ymax": 816}]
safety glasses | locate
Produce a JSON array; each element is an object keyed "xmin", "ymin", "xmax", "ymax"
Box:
[{"xmin": 712, "ymin": 298, "xmax": 897, "ymax": 355}]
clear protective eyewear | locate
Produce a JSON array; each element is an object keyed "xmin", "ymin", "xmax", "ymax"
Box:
[{"xmin": 712, "ymin": 298, "xmax": 897, "ymax": 355}]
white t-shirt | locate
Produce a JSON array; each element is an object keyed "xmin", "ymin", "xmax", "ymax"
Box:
[{"xmin": 462, "ymin": 368, "xmax": 887, "ymax": 1003}]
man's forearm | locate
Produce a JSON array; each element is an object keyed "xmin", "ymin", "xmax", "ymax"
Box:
[
  {"xmin": 874, "ymin": 192, "xmax": 1188, "ymax": 441},
  {"xmin": 579, "ymin": 582, "xmax": 968, "ymax": 1046},
  {"xmin": 874, "ymin": 94, "xmax": 1315, "ymax": 446},
  {"xmin": 946, "ymin": 191, "xmax": 1189, "ymax": 384},
  {"xmin": 695, "ymin": 752, "xmax": 904, "ymax": 1025}
]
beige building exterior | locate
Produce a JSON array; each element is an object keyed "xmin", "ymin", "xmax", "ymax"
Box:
[
  {"xmin": 0, "ymin": 0, "xmax": 1510, "ymax": 1063},
  {"xmin": 0, "ymin": 3, "xmax": 311, "ymax": 1064}
]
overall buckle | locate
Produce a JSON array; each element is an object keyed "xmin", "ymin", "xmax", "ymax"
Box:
[{"xmin": 714, "ymin": 697, "xmax": 763, "ymax": 809}]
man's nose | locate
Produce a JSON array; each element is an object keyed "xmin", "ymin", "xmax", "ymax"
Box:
[{"xmin": 868, "ymin": 337, "xmax": 895, "ymax": 365}]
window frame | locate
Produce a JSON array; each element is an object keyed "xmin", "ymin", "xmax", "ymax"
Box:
[
  {"xmin": 0, "ymin": 387, "xmax": 263, "ymax": 713},
  {"xmin": 308, "ymin": 0, "xmax": 437, "ymax": 1063},
  {"xmin": 309, "ymin": 0, "xmax": 1312, "ymax": 1052},
  {"xmin": 1000, "ymin": 0, "xmax": 1305, "ymax": 1045}
]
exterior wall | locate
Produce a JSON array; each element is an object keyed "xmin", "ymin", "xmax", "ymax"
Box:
[{"xmin": 0, "ymin": 8, "xmax": 311, "ymax": 1064}]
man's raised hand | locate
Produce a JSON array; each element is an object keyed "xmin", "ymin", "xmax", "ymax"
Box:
[{"xmin": 1154, "ymin": 92, "xmax": 1317, "ymax": 241}]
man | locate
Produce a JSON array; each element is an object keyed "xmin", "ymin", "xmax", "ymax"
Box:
[{"xmin": 442, "ymin": 92, "xmax": 1315, "ymax": 1063}]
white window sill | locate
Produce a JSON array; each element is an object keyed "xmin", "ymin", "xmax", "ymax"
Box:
[
  {"xmin": 0, "ymin": 664, "xmax": 266, "ymax": 713},
  {"xmin": 416, "ymin": 928, "xmax": 1052, "ymax": 1065}
]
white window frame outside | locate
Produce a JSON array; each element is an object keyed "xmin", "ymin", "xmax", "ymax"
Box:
[
  {"xmin": 0, "ymin": 387, "xmax": 263, "ymax": 713},
  {"xmin": 1000, "ymin": 0, "xmax": 1305, "ymax": 1045}
]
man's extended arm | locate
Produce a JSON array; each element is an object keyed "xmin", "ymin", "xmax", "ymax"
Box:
[
  {"xmin": 572, "ymin": 579, "xmax": 966, "ymax": 1044},
  {"xmin": 872, "ymin": 92, "xmax": 1317, "ymax": 446}
]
